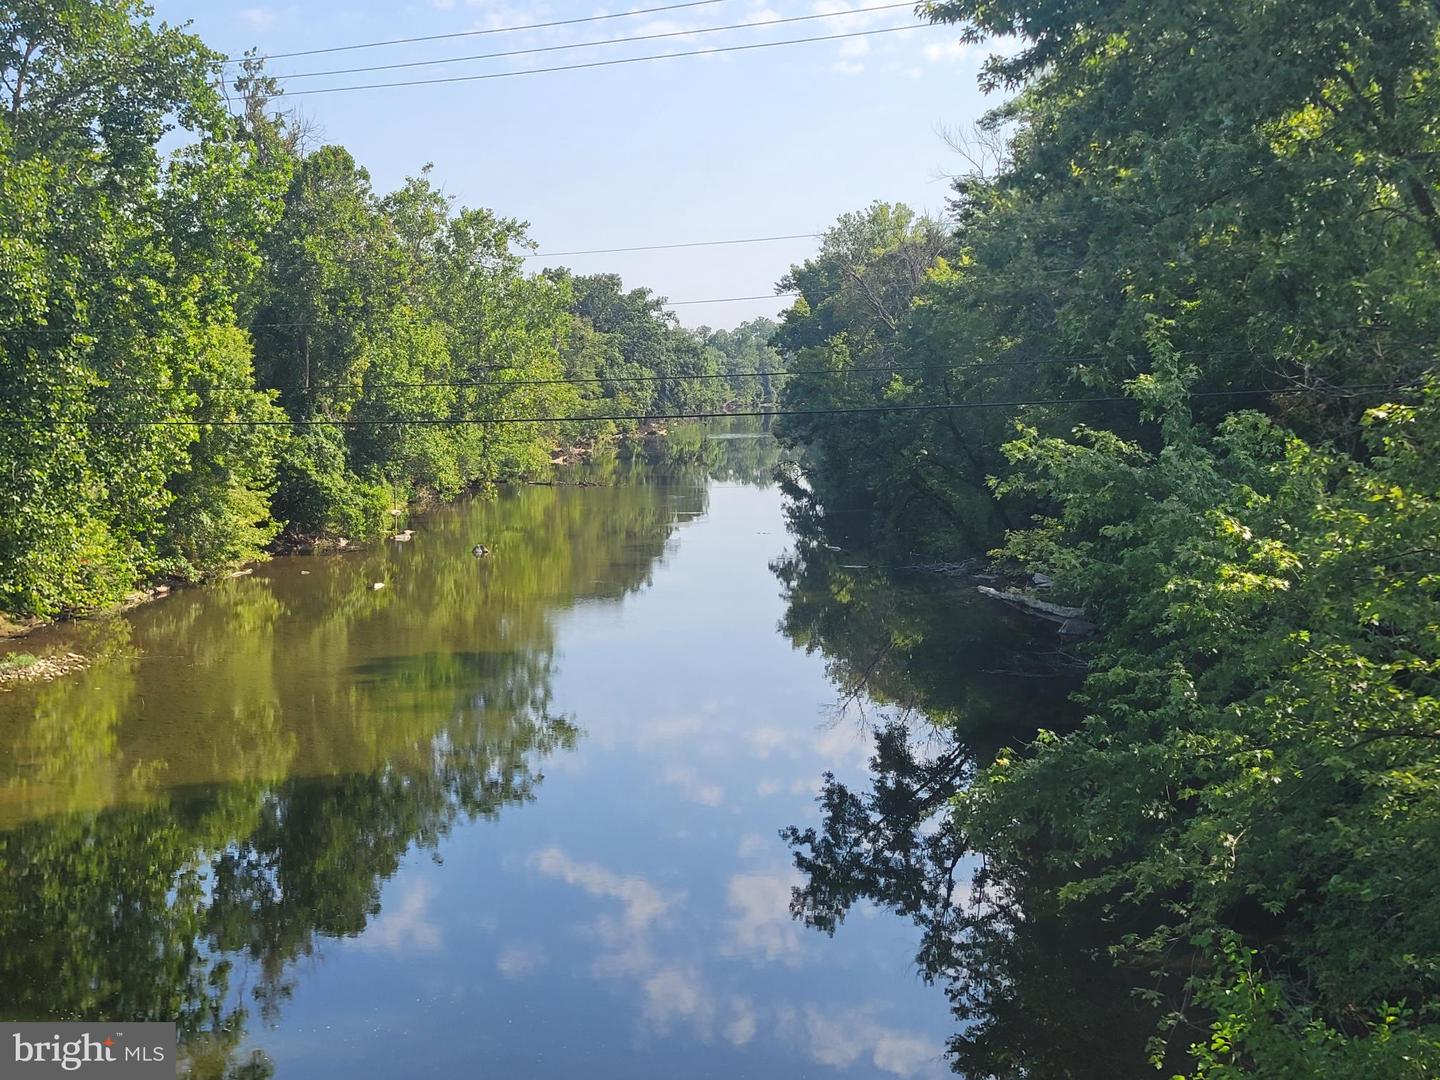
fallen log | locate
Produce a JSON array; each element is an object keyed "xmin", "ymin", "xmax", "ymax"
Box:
[{"xmin": 976, "ymin": 585, "xmax": 1083, "ymax": 621}]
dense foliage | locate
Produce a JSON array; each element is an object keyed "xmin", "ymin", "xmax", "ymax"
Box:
[
  {"xmin": 696, "ymin": 316, "xmax": 783, "ymax": 404},
  {"xmin": 0, "ymin": 2, "xmax": 738, "ymax": 622},
  {"xmin": 775, "ymin": 0, "xmax": 1440, "ymax": 1075}
]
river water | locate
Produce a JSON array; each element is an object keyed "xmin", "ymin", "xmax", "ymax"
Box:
[{"xmin": 0, "ymin": 423, "xmax": 1112, "ymax": 1079}]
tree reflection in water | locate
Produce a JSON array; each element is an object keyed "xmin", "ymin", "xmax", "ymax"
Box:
[
  {"xmin": 776, "ymin": 519, "xmax": 1180, "ymax": 1079},
  {"xmin": 0, "ymin": 423, "xmax": 787, "ymax": 1079}
]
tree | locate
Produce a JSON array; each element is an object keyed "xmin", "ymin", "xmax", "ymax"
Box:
[
  {"xmin": 0, "ymin": 0, "xmax": 285, "ymax": 617},
  {"xmin": 964, "ymin": 371, "xmax": 1440, "ymax": 1074},
  {"xmin": 554, "ymin": 271, "xmax": 729, "ymax": 415},
  {"xmin": 695, "ymin": 317, "xmax": 782, "ymax": 404}
]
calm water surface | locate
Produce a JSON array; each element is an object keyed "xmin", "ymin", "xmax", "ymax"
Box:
[{"xmin": 0, "ymin": 428, "xmax": 1045, "ymax": 1078}]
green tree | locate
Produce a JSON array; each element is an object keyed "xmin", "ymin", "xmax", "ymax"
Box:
[
  {"xmin": 695, "ymin": 317, "xmax": 782, "ymax": 404},
  {"xmin": 962, "ymin": 372, "xmax": 1440, "ymax": 1075},
  {"xmin": 0, "ymin": 0, "xmax": 285, "ymax": 618},
  {"xmin": 554, "ymin": 271, "xmax": 729, "ymax": 415}
]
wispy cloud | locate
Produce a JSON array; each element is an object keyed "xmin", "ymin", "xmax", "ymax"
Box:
[
  {"xmin": 724, "ymin": 871, "xmax": 804, "ymax": 962},
  {"xmin": 532, "ymin": 849, "xmax": 947, "ymax": 1077},
  {"xmin": 776, "ymin": 1004, "xmax": 944, "ymax": 1077},
  {"xmin": 662, "ymin": 763, "xmax": 725, "ymax": 806},
  {"xmin": 351, "ymin": 880, "xmax": 442, "ymax": 956},
  {"xmin": 496, "ymin": 942, "xmax": 548, "ymax": 977},
  {"xmin": 530, "ymin": 847, "xmax": 674, "ymax": 931}
]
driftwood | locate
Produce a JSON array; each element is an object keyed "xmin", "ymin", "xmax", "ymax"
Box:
[
  {"xmin": 976, "ymin": 585, "xmax": 1082, "ymax": 620},
  {"xmin": 976, "ymin": 586, "xmax": 1097, "ymax": 636}
]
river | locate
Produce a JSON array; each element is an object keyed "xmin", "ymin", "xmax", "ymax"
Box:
[{"xmin": 0, "ymin": 422, "xmax": 1154, "ymax": 1078}]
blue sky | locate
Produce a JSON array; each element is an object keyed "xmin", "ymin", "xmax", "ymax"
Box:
[{"xmin": 151, "ymin": 1, "xmax": 1001, "ymax": 328}]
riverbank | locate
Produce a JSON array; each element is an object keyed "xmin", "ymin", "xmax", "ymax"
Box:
[{"xmin": 0, "ymin": 420, "xmax": 723, "ymax": 663}]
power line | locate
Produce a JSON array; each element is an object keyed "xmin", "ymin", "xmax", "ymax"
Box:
[
  {"xmin": 7, "ymin": 358, "xmax": 1081, "ymax": 395},
  {"xmin": 217, "ymin": 0, "xmax": 741, "ymax": 64},
  {"xmin": 0, "ymin": 386, "xmax": 1401, "ymax": 428},
  {"xmin": 669, "ymin": 294, "xmax": 792, "ymax": 305},
  {"xmin": 282, "ymin": 25, "xmax": 926, "ymax": 96},
  {"xmin": 0, "ymin": 293, "xmax": 797, "ymax": 338},
  {"xmin": 525, "ymin": 234, "xmax": 817, "ymax": 258},
  {"xmin": 274, "ymin": 4, "xmax": 913, "ymax": 82}
]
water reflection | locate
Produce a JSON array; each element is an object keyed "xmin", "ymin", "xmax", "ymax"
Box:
[
  {"xmin": 0, "ymin": 426, "xmax": 791, "ymax": 1077},
  {"xmin": 4, "ymin": 420, "xmax": 1063, "ymax": 1079},
  {"xmin": 777, "ymin": 517, "xmax": 1178, "ymax": 1078},
  {"xmin": 1, "ymin": 425, "xmax": 775, "ymax": 824}
]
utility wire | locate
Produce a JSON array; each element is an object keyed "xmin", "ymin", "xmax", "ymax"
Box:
[
  {"xmin": 525, "ymin": 235, "xmax": 817, "ymax": 258},
  {"xmin": 7, "ymin": 358, "xmax": 1082, "ymax": 395},
  {"xmin": 271, "ymin": 4, "xmax": 915, "ymax": 81},
  {"xmin": 282, "ymin": 25, "xmax": 925, "ymax": 95},
  {"xmin": 216, "ymin": 0, "xmax": 741, "ymax": 63},
  {"xmin": 669, "ymin": 294, "xmax": 792, "ymax": 305},
  {"xmin": 1, "ymin": 292, "xmax": 798, "ymax": 338},
  {"xmin": 0, "ymin": 386, "xmax": 1402, "ymax": 428}
]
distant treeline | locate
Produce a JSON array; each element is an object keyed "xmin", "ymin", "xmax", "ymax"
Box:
[
  {"xmin": 771, "ymin": 1, "xmax": 1440, "ymax": 1077},
  {"xmin": 0, "ymin": 6, "xmax": 781, "ymax": 622}
]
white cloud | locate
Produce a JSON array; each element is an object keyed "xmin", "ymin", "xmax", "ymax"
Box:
[
  {"xmin": 662, "ymin": 764, "xmax": 725, "ymax": 807},
  {"xmin": 530, "ymin": 847, "xmax": 673, "ymax": 931},
  {"xmin": 736, "ymin": 832, "xmax": 771, "ymax": 858},
  {"xmin": 873, "ymin": 1029, "xmax": 942, "ymax": 1077},
  {"xmin": 531, "ymin": 848, "xmax": 684, "ymax": 986},
  {"xmin": 351, "ymin": 880, "xmax": 442, "ymax": 956},
  {"xmin": 724, "ymin": 871, "xmax": 804, "ymax": 962},
  {"xmin": 642, "ymin": 966, "xmax": 716, "ymax": 1035},
  {"xmin": 531, "ymin": 852, "xmax": 947, "ymax": 1078},
  {"xmin": 777, "ymin": 1005, "xmax": 945, "ymax": 1078},
  {"xmin": 645, "ymin": 713, "xmax": 705, "ymax": 740},
  {"xmin": 831, "ymin": 61, "xmax": 866, "ymax": 75},
  {"xmin": 838, "ymin": 37, "xmax": 871, "ymax": 57},
  {"xmin": 744, "ymin": 725, "xmax": 790, "ymax": 758},
  {"xmin": 496, "ymin": 942, "xmax": 548, "ymax": 977},
  {"xmin": 793, "ymin": 774, "xmax": 824, "ymax": 796},
  {"xmin": 725, "ymin": 1000, "xmax": 759, "ymax": 1046}
]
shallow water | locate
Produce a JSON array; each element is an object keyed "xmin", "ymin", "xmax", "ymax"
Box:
[{"xmin": 0, "ymin": 428, "xmax": 1049, "ymax": 1079}]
